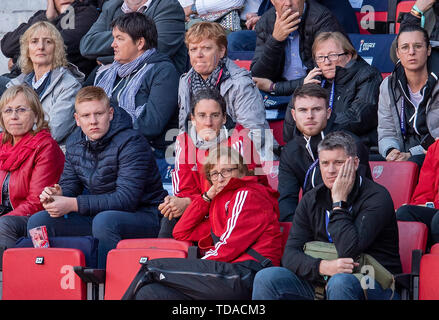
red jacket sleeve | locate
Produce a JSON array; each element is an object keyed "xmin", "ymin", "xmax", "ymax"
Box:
[
  {"xmin": 201, "ymin": 189, "xmax": 270, "ymax": 263},
  {"xmin": 173, "ymin": 194, "xmax": 211, "ymax": 241},
  {"xmin": 172, "ymin": 134, "xmax": 202, "ymax": 200},
  {"xmin": 410, "ymin": 141, "xmax": 439, "ymax": 206},
  {"xmin": 6, "ymin": 140, "xmax": 65, "ymax": 217}
]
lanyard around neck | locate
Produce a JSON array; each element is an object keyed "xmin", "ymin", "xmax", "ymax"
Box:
[{"xmin": 321, "ymin": 80, "xmax": 335, "ymax": 110}]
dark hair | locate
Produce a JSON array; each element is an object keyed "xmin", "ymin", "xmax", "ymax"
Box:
[
  {"xmin": 317, "ymin": 131, "xmax": 357, "ymax": 157},
  {"xmin": 190, "ymin": 88, "xmax": 227, "ymax": 115},
  {"xmin": 111, "ymin": 12, "xmax": 157, "ymax": 50},
  {"xmin": 292, "ymin": 83, "xmax": 329, "ymax": 109},
  {"xmin": 396, "ymin": 24, "xmax": 430, "ymax": 48}
]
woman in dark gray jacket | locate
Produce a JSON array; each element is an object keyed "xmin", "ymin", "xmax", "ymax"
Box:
[{"xmin": 95, "ymin": 13, "xmax": 179, "ymax": 178}]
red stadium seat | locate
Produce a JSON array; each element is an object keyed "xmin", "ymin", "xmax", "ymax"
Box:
[
  {"xmin": 430, "ymin": 243, "xmax": 439, "ymax": 255},
  {"xmin": 419, "ymin": 253, "xmax": 439, "ymax": 299},
  {"xmin": 262, "ymin": 160, "xmax": 279, "ymax": 190},
  {"xmin": 104, "ymin": 248, "xmax": 188, "ymax": 300},
  {"xmin": 74, "ymin": 239, "xmax": 192, "ymax": 300},
  {"xmin": 3, "ymin": 248, "xmax": 86, "ymax": 300},
  {"xmin": 233, "ymin": 60, "xmax": 251, "ymax": 71},
  {"xmin": 116, "ymin": 238, "xmax": 192, "ymax": 251},
  {"xmin": 395, "ymin": 1, "xmax": 416, "ymax": 33},
  {"xmin": 369, "ymin": 161, "xmax": 419, "ymax": 210},
  {"xmin": 398, "ymin": 221, "xmax": 428, "ymax": 274},
  {"xmin": 269, "ymin": 120, "xmax": 285, "ymax": 146}
]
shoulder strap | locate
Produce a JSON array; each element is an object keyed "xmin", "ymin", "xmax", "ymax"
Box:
[{"xmin": 210, "ymin": 230, "xmax": 273, "ymax": 268}]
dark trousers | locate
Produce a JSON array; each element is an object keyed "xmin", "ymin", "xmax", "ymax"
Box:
[
  {"xmin": 396, "ymin": 204, "xmax": 439, "ymax": 246},
  {"xmin": 27, "ymin": 207, "xmax": 160, "ymax": 268}
]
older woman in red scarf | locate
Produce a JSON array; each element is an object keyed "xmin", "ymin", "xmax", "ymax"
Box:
[{"xmin": 0, "ymin": 84, "xmax": 65, "ymax": 248}]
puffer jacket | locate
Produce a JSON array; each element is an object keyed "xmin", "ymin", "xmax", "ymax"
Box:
[
  {"xmin": 60, "ymin": 107, "xmax": 167, "ymax": 217},
  {"xmin": 250, "ymin": 0, "xmax": 344, "ymax": 83},
  {"xmin": 173, "ymin": 176, "xmax": 283, "ymax": 266},
  {"xmin": 178, "ymin": 58, "xmax": 273, "ymax": 157},
  {"xmin": 378, "ymin": 62, "xmax": 439, "ymax": 158},
  {"xmin": 0, "ymin": 130, "xmax": 65, "ymax": 217},
  {"xmin": 283, "ymin": 57, "xmax": 383, "ymax": 148},
  {"xmin": 8, "ymin": 64, "xmax": 84, "ymax": 144}
]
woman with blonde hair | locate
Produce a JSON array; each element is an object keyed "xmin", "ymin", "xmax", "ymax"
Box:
[
  {"xmin": 2, "ymin": 21, "xmax": 84, "ymax": 144},
  {"xmin": 280, "ymin": 31, "xmax": 383, "ymax": 149},
  {"xmin": 0, "ymin": 84, "xmax": 65, "ymax": 248}
]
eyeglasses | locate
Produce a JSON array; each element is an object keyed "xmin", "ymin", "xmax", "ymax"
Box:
[
  {"xmin": 315, "ymin": 52, "xmax": 347, "ymax": 63},
  {"xmin": 2, "ymin": 107, "xmax": 32, "ymax": 117},
  {"xmin": 209, "ymin": 167, "xmax": 238, "ymax": 181},
  {"xmin": 397, "ymin": 43, "xmax": 426, "ymax": 54},
  {"xmin": 195, "ymin": 113, "xmax": 223, "ymax": 121}
]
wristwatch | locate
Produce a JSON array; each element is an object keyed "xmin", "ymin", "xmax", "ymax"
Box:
[{"xmin": 332, "ymin": 201, "xmax": 348, "ymax": 210}]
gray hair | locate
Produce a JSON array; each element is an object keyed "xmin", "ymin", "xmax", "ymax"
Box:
[{"xmin": 317, "ymin": 131, "xmax": 357, "ymax": 157}]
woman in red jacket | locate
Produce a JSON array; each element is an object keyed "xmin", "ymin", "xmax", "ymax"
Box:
[
  {"xmin": 397, "ymin": 138, "xmax": 439, "ymax": 246},
  {"xmin": 0, "ymin": 84, "xmax": 65, "ymax": 247},
  {"xmin": 133, "ymin": 146, "xmax": 282, "ymax": 300},
  {"xmin": 158, "ymin": 88, "xmax": 266, "ymax": 237}
]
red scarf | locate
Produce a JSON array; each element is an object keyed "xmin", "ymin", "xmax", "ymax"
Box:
[{"xmin": 0, "ymin": 129, "xmax": 52, "ymax": 172}]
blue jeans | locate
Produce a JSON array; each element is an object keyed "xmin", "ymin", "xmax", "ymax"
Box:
[
  {"xmin": 252, "ymin": 267, "xmax": 400, "ymax": 300},
  {"xmin": 227, "ymin": 30, "xmax": 257, "ymax": 52},
  {"xmin": 27, "ymin": 207, "xmax": 160, "ymax": 269}
]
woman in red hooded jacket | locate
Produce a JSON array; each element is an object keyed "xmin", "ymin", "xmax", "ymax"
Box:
[
  {"xmin": 0, "ymin": 85, "xmax": 65, "ymax": 247},
  {"xmin": 132, "ymin": 145, "xmax": 282, "ymax": 300},
  {"xmin": 158, "ymin": 88, "xmax": 267, "ymax": 237},
  {"xmin": 397, "ymin": 138, "xmax": 439, "ymax": 246}
]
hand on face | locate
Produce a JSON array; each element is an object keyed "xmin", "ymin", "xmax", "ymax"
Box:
[
  {"xmin": 331, "ymin": 156, "xmax": 356, "ymax": 203},
  {"xmin": 303, "ymin": 67, "xmax": 322, "ymax": 85},
  {"xmin": 272, "ymin": 10, "xmax": 301, "ymax": 42}
]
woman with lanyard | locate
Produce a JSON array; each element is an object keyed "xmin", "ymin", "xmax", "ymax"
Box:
[
  {"xmin": 95, "ymin": 12, "xmax": 179, "ymax": 179},
  {"xmin": 5, "ymin": 21, "xmax": 83, "ymax": 147},
  {"xmin": 378, "ymin": 24, "xmax": 439, "ymax": 168},
  {"xmin": 283, "ymin": 31, "xmax": 382, "ymax": 150},
  {"xmin": 178, "ymin": 21, "xmax": 273, "ymax": 160}
]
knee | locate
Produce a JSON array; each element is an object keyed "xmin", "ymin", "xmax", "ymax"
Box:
[
  {"xmin": 396, "ymin": 205, "xmax": 415, "ymax": 221},
  {"xmin": 27, "ymin": 211, "xmax": 50, "ymax": 232},
  {"xmin": 326, "ymin": 273, "xmax": 362, "ymax": 300},
  {"xmin": 92, "ymin": 211, "xmax": 120, "ymax": 237}
]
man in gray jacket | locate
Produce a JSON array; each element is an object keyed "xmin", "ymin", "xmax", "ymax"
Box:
[{"xmin": 80, "ymin": 0, "xmax": 187, "ymax": 74}]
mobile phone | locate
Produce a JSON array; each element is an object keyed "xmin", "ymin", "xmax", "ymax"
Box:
[{"xmin": 420, "ymin": 133, "xmax": 435, "ymax": 150}]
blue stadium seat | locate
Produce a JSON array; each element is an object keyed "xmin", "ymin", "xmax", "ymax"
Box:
[{"xmin": 348, "ymin": 33, "xmax": 396, "ymax": 73}]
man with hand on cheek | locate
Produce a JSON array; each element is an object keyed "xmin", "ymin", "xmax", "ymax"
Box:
[{"xmin": 252, "ymin": 131, "xmax": 402, "ymax": 300}]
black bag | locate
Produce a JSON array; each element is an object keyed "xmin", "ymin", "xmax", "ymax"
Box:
[{"xmin": 122, "ymin": 258, "xmax": 263, "ymax": 300}]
